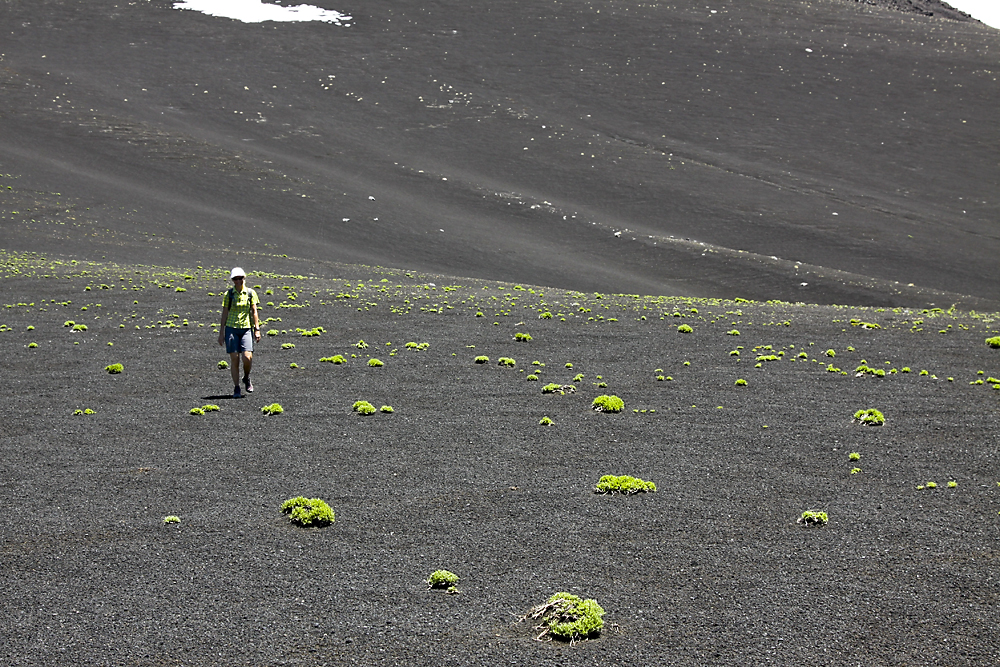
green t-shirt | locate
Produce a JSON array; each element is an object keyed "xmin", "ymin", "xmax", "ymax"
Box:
[{"xmin": 223, "ymin": 287, "xmax": 259, "ymax": 329}]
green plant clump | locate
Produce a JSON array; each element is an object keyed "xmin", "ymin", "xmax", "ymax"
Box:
[
  {"xmin": 281, "ymin": 342, "xmax": 295, "ymax": 349},
  {"xmin": 677, "ymin": 324, "xmax": 693, "ymax": 333},
  {"xmin": 353, "ymin": 400, "xmax": 377, "ymax": 415},
  {"xmin": 380, "ymin": 405, "xmax": 394, "ymax": 413},
  {"xmin": 163, "ymin": 515, "xmax": 180, "ymax": 524},
  {"xmin": 498, "ymin": 357, "xmax": 516, "ymax": 367},
  {"xmin": 849, "ymin": 452, "xmax": 861, "ymax": 461},
  {"xmin": 105, "ymin": 363, "xmax": 124, "ymax": 374},
  {"xmin": 592, "ymin": 395, "xmax": 625, "ymax": 413},
  {"xmin": 734, "ymin": 378, "xmax": 747, "ymax": 386},
  {"xmin": 281, "ymin": 496, "xmax": 335, "ymax": 527},
  {"xmin": 514, "ymin": 332, "xmax": 533, "ymax": 342},
  {"xmin": 798, "ymin": 510, "xmax": 828, "ymax": 526},
  {"xmin": 539, "ymin": 416, "xmax": 554, "ymax": 426},
  {"xmin": 218, "ymin": 360, "xmax": 229, "ymax": 369},
  {"xmin": 853, "ymin": 408, "xmax": 885, "ymax": 426},
  {"xmin": 190, "ymin": 407, "xmax": 205, "ymax": 415},
  {"xmin": 474, "ymin": 355, "xmax": 490, "ymax": 364},
  {"xmin": 595, "ymin": 474, "xmax": 656, "ymax": 494},
  {"xmin": 427, "ymin": 570, "xmax": 459, "ymax": 589},
  {"xmin": 525, "ymin": 592, "xmax": 604, "ymax": 642},
  {"xmin": 367, "ymin": 358, "xmax": 384, "ymax": 367},
  {"xmin": 261, "ymin": 403, "xmax": 284, "ymax": 415},
  {"xmin": 986, "ymin": 336, "xmax": 1000, "ymax": 349},
  {"xmin": 320, "ymin": 355, "xmax": 347, "ymax": 364}
]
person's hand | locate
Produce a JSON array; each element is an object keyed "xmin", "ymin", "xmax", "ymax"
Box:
[
  {"xmin": 218, "ymin": 332, "xmax": 225, "ymax": 347},
  {"xmin": 254, "ymin": 329, "xmax": 261, "ymax": 343}
]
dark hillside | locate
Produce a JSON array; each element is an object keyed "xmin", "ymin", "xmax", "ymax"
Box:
[{"xmin": 1, "ymin": 0, "xmax": 998, "ymax": 307}]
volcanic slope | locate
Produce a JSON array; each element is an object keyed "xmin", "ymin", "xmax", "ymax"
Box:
[
  {"xmin": 1, "ymin": 0, "xmax": 998, "ymax": 308},
  {"xmin": 2, "ymin": 250, "xmax": 1000, "ymax": 665}
]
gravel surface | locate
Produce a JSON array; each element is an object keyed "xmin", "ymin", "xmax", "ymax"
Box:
[
  {"xmin": 2, "ymin": 254, "xmax": 999, "ymax": 665},
  {"xmin": 2, "ymin": 0, "xmax": 999, "ymax": 662}
]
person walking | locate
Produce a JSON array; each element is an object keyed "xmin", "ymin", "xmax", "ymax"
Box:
[{"xmin": 218, "ymin": 267, "xmax": 261, "ymax": 398}]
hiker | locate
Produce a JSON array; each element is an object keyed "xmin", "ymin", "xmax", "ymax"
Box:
[{"xmin": 218, "ymin": 267, "xmax": 260, "ymax": 398}]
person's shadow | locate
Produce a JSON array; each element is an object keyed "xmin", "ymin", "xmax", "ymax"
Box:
[{"xmin": 202, "ymin": 394, "xmax": 243, "ymax": 400}]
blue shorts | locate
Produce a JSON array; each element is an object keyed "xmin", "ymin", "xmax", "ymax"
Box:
[{"xmin": 225, "ymin": 327, "xmax": 254, "ymax": 354}]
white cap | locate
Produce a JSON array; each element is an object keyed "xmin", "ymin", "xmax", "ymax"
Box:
[{"xmin": 230, "ymin": 267, "xmax": 246, "ymax": 279}]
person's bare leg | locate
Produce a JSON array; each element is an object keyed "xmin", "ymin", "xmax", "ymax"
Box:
[
  {"xmin": 242, "ymin": 351, "xmax": 253, "ymax": 391},
  {"xmin": 230, "ymin": 352, "xmax": 241, "ymax": 387}
]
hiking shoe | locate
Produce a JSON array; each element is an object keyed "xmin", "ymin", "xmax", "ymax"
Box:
[
  {"xmin": 243, "ymin": 376, "xmax": 254, "ymax": 393},
  {"xmin": 233, "ymin": 385, "xmax": 242, "ymax": 399}
]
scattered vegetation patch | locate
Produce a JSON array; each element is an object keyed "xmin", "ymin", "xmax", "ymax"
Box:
[
  {"xmin": 522, "ymin": 592, "xmax": 605, "ymax": 642},
  {"xmin": 405, "ymin": 342, "xmax": 430, "ymax": 350},
  {"xmin": 352, "ymin": 400, "xmax": 377, "ymax": 415},
  {"xmin": 734, "ymin": 378, "xmax": 747, "ymax": 386},
  {"xmin": 592, "ymin": 395, "xmax": 625, "ymax": 413},
  {"xmin": 163, "ymin": 515, "xmax": 180, "ymax": 524},
  {"xmin": 514, "ymin": 332, "xmax": 533, "ymax": 342},
  {"xmin": 189, "ymin": 407, "xmax": 205, "ymax": 415},
  {"xmin": 367, "ymin": 358, "xmax": 384, "ymax": 367},
  {"xmin": 474, "ymin": 355, "xmax": 490, "ymax": 364},
  {"xmin": 542, "ymin": 383, "xmax": 575, "ymax": 394},
  {"xmin": 281, "ymin": 496, "xmax": 335, "ymax": 527},
  {"xmin": 427, "ymin": 570, "xmax": 459, "ymax": 589},
  {"xmin": 985, "ymin": 336, "xmax": 1000, "ymax": 349},
  {"xmin": 798, "ymin": 510, "xmax": 828, "ymax": 526},
  {"xmin": 380, "ymin": 405, "xmax": 394, "ymax": 413},
  {"xmin": 853, "ymin": 408, "xmax": 885, "ymax": 426},
  {"xmin": 281, "ymin": 342, "xmax": 295, "ymax": 349},
  {"xmin": 677, "ymin": 324, "xmax": 693, "ymax": 333},
  {"xmin": 539, "ymin": 416, "xmax": 554, "ymax": 426},
  {"xmin": 218, "ymin": 360, "xmax": 229, "ymax": 369},
  {"xmin": 320, "ymin": 355, "xmax": 346, "ymax": 364},
  {"xmin": 595, "ymin": 474, "xmax": 656, "ymax": 494},
  {"xmin": 105, "ymin": 363, "xmax": 123, "ymax": 374},
  {"xmin": 261, "ymin": 403, "xmax": 284, "ymax": 415},
  {"xmin": 498, "ymin": 357, "xmax": 516, "ymax": 367}
]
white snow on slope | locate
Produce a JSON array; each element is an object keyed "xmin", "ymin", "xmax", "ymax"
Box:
[{"xmin": 174, "ymin": 0, "xmax": 352, "ymax": 24}]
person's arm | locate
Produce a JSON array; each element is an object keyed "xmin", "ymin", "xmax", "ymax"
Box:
[
  {"xmin": 251, "ymin": 301, "xmax": 261, "ymax": 342},
  {"xmin": 218, "ymin": 306, "xmax": 228, "ymax": 346}
]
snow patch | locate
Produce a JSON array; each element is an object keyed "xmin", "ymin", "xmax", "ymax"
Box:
[{"xmin": 173, "ymin": 0, "xmax": 352, "ymax": 24}]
